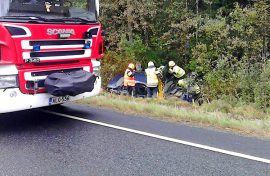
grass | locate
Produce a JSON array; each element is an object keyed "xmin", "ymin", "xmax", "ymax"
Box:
[
  {"xmin": 200, "ymin": 100, "xmax": 268, "ymax": 120},
  {"xmin": 76, "ymin": 93, "xmax": 270, "ymax": 138}
]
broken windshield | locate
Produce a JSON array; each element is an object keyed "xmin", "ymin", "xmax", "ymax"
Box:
[{"xmin": 1, "ymin": 0, "xmax": 97, "ymax": 23}]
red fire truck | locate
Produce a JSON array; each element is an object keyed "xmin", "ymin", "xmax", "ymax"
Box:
[{"xmin": 0, "ymin": 0, "xmax": 103, "ymax": 113}]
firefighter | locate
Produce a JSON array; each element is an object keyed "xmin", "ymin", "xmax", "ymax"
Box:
[
  {"xmin": 172, "ymin": 65, "xmax": 185, "ymax": 79},
  {"xmin": 124, "ymin": 63, "xmax": 136, "ymax": 97},
  {"xmin": 145, "ymin": 61, "xmax": 159, "ymax": 98},
  {"xmin": 178, "ymin": 73, "xmax": 201, "ymax": 103},
  {"xmin": 162, "ymin": 60, "xmax": 185, "ymax": 96},
  {"xmin": 163, "ymin": 61, "xmax": 176, "ymax": 79}
]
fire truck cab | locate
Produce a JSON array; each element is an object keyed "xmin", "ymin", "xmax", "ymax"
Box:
[{"xmin": 0, "ymin": 0, "xmax": 103, "ymax": 113}]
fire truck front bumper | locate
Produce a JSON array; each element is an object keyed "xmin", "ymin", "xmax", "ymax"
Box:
[{"xmin": 0, "ymin": 77, "xmax": 101, "ymax": 114}]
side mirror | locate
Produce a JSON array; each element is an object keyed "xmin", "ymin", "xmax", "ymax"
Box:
[{"xmin": 101, "ymin": 30, "xmax": 106, "ymax": 37}]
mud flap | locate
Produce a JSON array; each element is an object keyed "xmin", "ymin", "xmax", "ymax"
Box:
[{"xmin": 44, "ymin": 70, "xmax": 96, "ymax": 97}]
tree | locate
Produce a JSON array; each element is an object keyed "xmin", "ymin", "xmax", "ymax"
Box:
[{"xmin": 100, "ymin": 0, "xmax": 157, "ymax": 49}]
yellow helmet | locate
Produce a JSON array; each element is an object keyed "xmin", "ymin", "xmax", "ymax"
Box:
[
  {"xmin": 169, "ymin": 61, "xmax": 176, "ymax": 67},
  {"xmin": 128, "ymin": 63, "xmax": 135, "ymax": 70}
]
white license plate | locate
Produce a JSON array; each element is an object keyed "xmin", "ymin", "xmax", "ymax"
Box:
[{"xmin": 49, "ymin": 95, "xmax": 70, "ymax": 105}]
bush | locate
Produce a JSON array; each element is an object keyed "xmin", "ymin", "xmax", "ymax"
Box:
[
  {"xmin": 254, "ymin": 62, "xmax": 270, "ymax": 109},
  {"xmin": 190, "ymin": 3, "xmax": 270, "ymax": 111},
  {"xmin": 101, "ymin": 35, "xmax": 149, "ymax": 86},
  {"xmin": 101, "ymin": 51, "xmax": 135, "ymax": 87}
]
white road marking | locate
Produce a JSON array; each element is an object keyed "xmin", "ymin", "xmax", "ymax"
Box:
[{"xmin": 42, "ymin": 110, "xmax": 270, "ymax": 164}]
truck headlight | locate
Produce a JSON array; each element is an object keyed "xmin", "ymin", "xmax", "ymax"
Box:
[{"xmin": 0, "ymin": 75, "xmax": 18, "ymax": 89}]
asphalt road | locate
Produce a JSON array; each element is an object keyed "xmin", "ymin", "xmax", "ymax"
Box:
[{"xmin": 0, "ymin": 103, "xmax": 269, "ymax": 176}]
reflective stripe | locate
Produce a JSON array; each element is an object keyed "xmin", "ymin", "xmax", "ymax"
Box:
[
  {"xmin": 145, "ymin": 67, "xmax": 158, "ymax": 87},
  {"xmin": 127, "ymin": 71, "xmax": 133, "ymax": 77},
  {"xmin": 173, "ymin": 66, "xmax": 185, "ymax": 78},
  {"xmin": 124, "ymin": 69, "xmax": 135, "ymax": 86}
]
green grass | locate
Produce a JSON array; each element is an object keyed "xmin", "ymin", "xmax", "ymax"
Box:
[{"xmin": 76, "ymin": 93, "xmax": 270, "ymax": 137}]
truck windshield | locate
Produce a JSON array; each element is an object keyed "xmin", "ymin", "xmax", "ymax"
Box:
[{"xmin": 1, "ymin": 0, "xmax": 97, "ymax": 23}]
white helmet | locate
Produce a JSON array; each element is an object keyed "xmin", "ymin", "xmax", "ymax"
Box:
[
  {"xmin": 148, "ymin": 61, "xmax": 154, "ymax": 67},
  {"xmin": 169, "ymin": 61, "xmax": 176, "ymax": 67}
]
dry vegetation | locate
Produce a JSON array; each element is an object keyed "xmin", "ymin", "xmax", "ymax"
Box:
[{"xmin": 76, "ymin": 93, "xmax": 270, "ymax": 138}]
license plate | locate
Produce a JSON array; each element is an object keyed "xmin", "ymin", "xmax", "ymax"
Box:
[{"xmin": 49, "ymin": 95, "xmax": 70, "ymax": 105}]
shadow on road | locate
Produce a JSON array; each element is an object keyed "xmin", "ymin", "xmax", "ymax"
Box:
[
  {"xmin": 44, "ymin": 104, "xmax": 97, "ymax": 119},
  {"xmin": 0, "ymin": 107, "xmax": 72, "ymax": 135}
]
